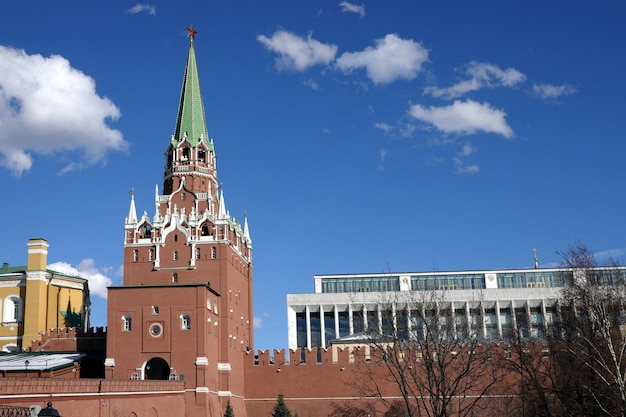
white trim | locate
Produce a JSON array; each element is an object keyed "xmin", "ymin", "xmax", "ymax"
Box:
[
  {"xmin": 196, "ymin": 387, "xmax": 209, "ymax": 393},
  {"xmin": 195, "ymin": 357, "xmax": 209, "ymax": 366},
  {"xmin": 217, "ymin": 363, "xmax": 231, "ymax": 371}
]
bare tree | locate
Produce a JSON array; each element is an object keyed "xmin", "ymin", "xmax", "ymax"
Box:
[
  {"xmin": 553, "ymin": 241, "xmax": 626, "ymax": 416},
  {"xmin": 349, "ymin": 290, "xmax": 499, "ymax": 417}
]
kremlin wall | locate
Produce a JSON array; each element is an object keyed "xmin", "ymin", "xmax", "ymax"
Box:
[{"xmin": 0, "ymin": 326, "xmax": 531, "ymax": 417}]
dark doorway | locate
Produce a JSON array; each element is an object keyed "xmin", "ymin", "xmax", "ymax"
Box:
[{"xmin": 145, "ymin": 357, "xmax": 170, "ymax": 380}]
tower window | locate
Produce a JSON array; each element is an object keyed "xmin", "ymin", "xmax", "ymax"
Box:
[
  {"xmin": 122, "ymin": 315, "xmax": 132, "ymax": 332},
  {"xmin": 152, "ymin": 305, "xmax": 159, "ymax": 315},
  {"xmin": 173, "ymin": 251, "xmax": 178, "ymax": 261},
  {"xmin": 149, "ymin": 249, "xmax": 154, "ymax": 261},
  {"xmin": 181, "ymin": 314, "xmax": 191, "ymax": 330},
  {"xmin": 196, "ymin": 248, "xmax": 201, "ymax": 260},
  {"xmin": 172, "ymin": 273, "xmax": 178, "ymax": 283},
  {"xmin": 133, "ymin": 250, "xmax": 138, "ymax": 262},
  {"xmin": 181, "ymin": 193, "xmax": 186, "ymax": 201},
  {"xmin": 211, "ymin": 247, "xmax": 217, "ymax": 259},
  {"xmin": 174, "ymin": 234, "xmax": 178, "ymax": 242}
]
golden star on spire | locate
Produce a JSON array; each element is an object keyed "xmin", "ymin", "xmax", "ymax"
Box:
[{"xmin": 186, "ymin": 25, "xmax": 198, "ymax": 41}]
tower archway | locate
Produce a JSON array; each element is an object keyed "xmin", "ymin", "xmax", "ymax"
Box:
[{"xmin": 145, "ymin": 357, "xmax": 170, "ymax": 380}]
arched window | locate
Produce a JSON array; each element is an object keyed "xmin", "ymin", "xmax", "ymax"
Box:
[
  {"xmin": 181, "ymin": 314, "xmax": 191, "ymax": 330},
  {"xmin": 211, "ymin": 247, "xmax": 217, "ymax": 259},
  {"xmin": 149, "ymin": 249, "xmax": 154, "ymax": 261},
  {"xmin": 122, "ymin": 315, "xmax": 132, "ymax": 332},
  {"xmin": 173, "ymin": 251, "xmax": 178, "ymax": 261},
  {"xmin": 140, "ymin": 224, "xmax": 152, "ymax": 238},
  {"xmin": 133, "ymin": 250, "xmax": 138, "ymax": 262},
  {"xmin": 172, "ymin": 273, "xmax": 178, "ymax": 283},
  {"xmin": 196, "ymin": 248, "xmax": 201, "ymax": 260},
  {"xmin": 3, "ymin": 296, "xmax": 21, "ymax": 323}
]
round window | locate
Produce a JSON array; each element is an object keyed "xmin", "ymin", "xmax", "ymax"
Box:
[{"xmin": 149, "ymin": 323, "xmax": 163, "ymax": 338}]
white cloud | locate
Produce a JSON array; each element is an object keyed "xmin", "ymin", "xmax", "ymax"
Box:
[
  {"xmin": 399, "ymin": 123, "xmax": 416, "ymax": 138},
  {"xmin": 303, "ymin": 79, "xmax": 320, "ymax": 90},
  {"xmin": 594, "ymin": 248, "xmax": 624, "ymax": 262},
  {"xmin": 379, "ymin": 148, "xmax": 387, "ymax": 162},
  {"xmin": 48, "ymin": 259, "xmax": 113, "ymax": 300},
  {"xmin": 257, "ymin": 31, "xmax": 338, "ymax": 71},
  {"xmin": 374, "ymin": 122, "xmax": 392, "ymax": 133},
  {"xmin": 0, "ymin": 46, "xmax": 127, "ymax": 176},
  {"xmin": 532, "ymin": 83, "xmax": 577, "ymax": 100},
  {"xmin": 409, "ymin": 99, "xmax": 514, "ymax": 138},
  {"xmin": 458, "ymin": 143, "xmax": 477, "ymax": 157},
  {"xmin": 339, "ymin": 1, "xmax": 365, "ymax": 17},
  {"xmin": 454, "ymin": 158, "xmax": 480, "ymax": 174},
  {"xmin": 127, "ymin": 4, "xmax": 156, "ymax": 15},
  {"xmin": 336, "ymin": 34, "xmax": 429, "ymax": 84},
  {"xmin": 424, "ymin": 62, "xmax": 526, "ymax": 99}
]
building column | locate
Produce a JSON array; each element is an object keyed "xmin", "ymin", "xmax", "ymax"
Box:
[
  {"xmin": 320, "ymin": 305, "xmax": 326, "ymax": 348},
  {"xmin": 305, "ymin": 305, "xmax": 311, "ymax": 350},
  {"xmin": 495, "ymin": 300, "xmax": 502, "ymax": 339},
  {"xmin": 348, "ymin": 305, "xmax": 354, "ymax": 335}
]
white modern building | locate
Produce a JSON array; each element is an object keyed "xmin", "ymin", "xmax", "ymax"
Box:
[{"xmin": 287, "ymin": 267, "xmax": 607, "ymax": 351}]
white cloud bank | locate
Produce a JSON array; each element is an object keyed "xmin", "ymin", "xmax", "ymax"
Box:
[
  {"xmin": 257, "ymin": 31, "xmax": 428, "ymax": 85},
  {"xmin": 339, "ymin": 1, "xmax": 365, "ymax": 17},
  {"xmin": 0, "ymin": 46, "xmax": 127, "ymax": 176},
  {"xmin": 409, "ymin": 99, "xmax": 514, "ymax": 138},
  {"xmin": 48, "ymin": 259, "xmax": 113, "ymax": 300},
  {"xmin": 336, "ymin": 34, "xmax": 429, "ymax": 84},
  {"xmin": 257, "ymin": 31, "xmax": 338, "ymax": 71},
  {"xmin": 424, "ymin": 61, "xmax": 526, "ymax": 99}
]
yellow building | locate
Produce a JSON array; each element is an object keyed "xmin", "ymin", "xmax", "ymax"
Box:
[{"xmin": 0, "ymin": 238, "xmax": 90, "ymax": 352}]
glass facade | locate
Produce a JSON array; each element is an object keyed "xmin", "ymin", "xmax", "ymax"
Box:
[
  {"xmin": 497, "ymin": 270, "xmax": 567, "ymax": 288},
  {"xmin": 321, "ymin": 276, "xmax": 400, "ymax": 293},
  {"xmin": 411, "ymin": 273, "xmax": 486, "ymax": 291},
  {"xmin": 318, "ymin": 269, "xmax": 589, "ymax": 295}
]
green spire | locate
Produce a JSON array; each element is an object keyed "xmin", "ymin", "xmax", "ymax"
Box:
[{"xmin": 172, "ymin": 25, "xmax": 211, "ymax": 149}]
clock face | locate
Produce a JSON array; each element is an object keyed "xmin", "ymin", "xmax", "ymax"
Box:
[{"xmin": 149, "ymin": 323, "xmax": 163, "ymax": 337}]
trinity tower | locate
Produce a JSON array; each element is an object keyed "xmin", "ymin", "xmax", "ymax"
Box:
[{"xmin": 105, "ymin": 26, "xmax": 253, "ymax": 416}]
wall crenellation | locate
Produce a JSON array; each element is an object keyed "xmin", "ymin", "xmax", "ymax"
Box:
[{"xmin": 28, "ymin": 327, "xmax": 107, "ymax": 352}]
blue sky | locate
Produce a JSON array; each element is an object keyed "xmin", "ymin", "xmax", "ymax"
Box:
[{"xmin": 1, "ymin": 1, "xmax": 625, "ymax": 351}]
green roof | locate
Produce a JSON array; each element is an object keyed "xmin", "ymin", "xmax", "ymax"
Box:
[{"xmin": 171, "ymin": 38, "xmax": 211, "ymax": 149}]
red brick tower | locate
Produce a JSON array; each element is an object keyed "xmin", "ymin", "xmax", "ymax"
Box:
[{"xmin": 106, "ymin": 25, "xmax": 253, "ymax": 417}]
